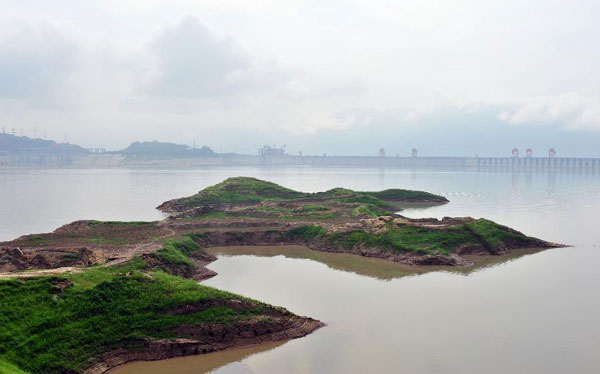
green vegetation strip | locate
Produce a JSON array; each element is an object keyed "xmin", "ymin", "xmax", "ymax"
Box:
[{"xmin": 287, "ymin": 219, "xmax": 540, "ymax": 255}]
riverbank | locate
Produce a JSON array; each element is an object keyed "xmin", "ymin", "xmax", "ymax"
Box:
[{"xmin": 0, "ymin": 255, "xmax": 322, "ymax": 374}]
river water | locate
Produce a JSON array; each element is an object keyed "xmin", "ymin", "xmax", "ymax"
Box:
[{"xmin": 1, "ymin": 167, "xmax": 599, "ymax": 374}]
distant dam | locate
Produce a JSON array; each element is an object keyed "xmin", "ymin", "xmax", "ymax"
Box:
[
  {"xmin": 2, "ymin": 151, "xmax": 600, "ymax": 172},
  {"xmin": 258, "ymin": 155, "xmax": 600, "ymax": 172}
]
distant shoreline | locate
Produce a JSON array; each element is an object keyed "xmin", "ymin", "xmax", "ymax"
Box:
[{"xmin": 2, "ymin": 154, "xmax": 600, "ymax": 173}]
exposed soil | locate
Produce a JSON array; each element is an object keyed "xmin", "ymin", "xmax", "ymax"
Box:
[
  {"xmin": 0, "ymin": 212, "xmax": 562, "ymax": 278},
  {"xmin": 84, "ymin": 299, "xmax": 323, "ymax": 374},
  {"xmin": 84, "ymin": 299, "xmax": 324, "ymax": 374},
  {"xmin": 0, "ymin": 221, "xmax": 175, "ymax": 275}
]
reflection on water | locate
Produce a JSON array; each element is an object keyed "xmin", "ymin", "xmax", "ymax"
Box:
[
  {"xmin": 2, "ymin": 167, "xmax": 600, "ymax": 374},
  {"xmin": 206, "ymin": 245, "xmax": 547, "ymax": 281},
  {"xmin": 198, "ymin": 245, "xmax": 598, "ymax": 374},
  {"xmin": 111, "ymin": 341, "xmax": 285, "ymax": 374}
]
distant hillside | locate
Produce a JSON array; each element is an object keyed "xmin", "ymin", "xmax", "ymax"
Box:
[
  {"xmin": 119, "ymin": 141, "xmax": 215, "ymax": 158},
  {"xmin": 0, "ymin": 133, "xmax": 85, "ymax": 154}
]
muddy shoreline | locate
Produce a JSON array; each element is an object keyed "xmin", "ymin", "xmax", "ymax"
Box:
[
  {"xmin": 82, "ymin": 253, "xmax": 324, "ymax": 374},
  {"xmin": 91, "ymin": 316, "xmax": 323, "ymax": 374}
]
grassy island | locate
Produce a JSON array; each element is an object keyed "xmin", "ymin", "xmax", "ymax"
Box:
[{"xmin": 0, "ymin": 177, "xmax": 561, "ymax": 373}]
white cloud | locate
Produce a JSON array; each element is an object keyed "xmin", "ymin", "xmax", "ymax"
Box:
[
  {"xmin": 498, "ymin": 94, "xmax": 600, "ymax": 130},
  {"xmin": 0, "ymin": 20, "xmax": 79, "ymax": 98},
  {"xmin": 145, "ymin": 17, "xmax": 248, "ymax": 97}
]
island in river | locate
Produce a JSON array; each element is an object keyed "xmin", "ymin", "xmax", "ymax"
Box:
[{"xmin": 0, "ymin": 177, "xmax": 563, "ymax": 374}]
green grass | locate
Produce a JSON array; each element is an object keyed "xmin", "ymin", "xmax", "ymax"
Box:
[
  {"xmin": 0, "ymin": 251, "xmax": 267, "ymax": 374},
  {"xmin": 323, "ymin": 226, "xmax": 474, "ymax": 254},
  {"xmin": 156, "ymin": 241, "xmax": 194, "ymax": 267},
  {"xmin": 0, "ymin": 359, "xmax": 29, "ymax": 374},
  {"xmin": 352, "ymin": 204, "xmax": 390, "ymax": 218},
  {"xmin": 149, "ymin": 236, "xmax": 207, "ymax": 276},
  {"xmin": 287, "ymin": 220, "xmax": 538, "ymax": 255},
  {"xmin": 367, "ymin": 189, "xmax": 447, "ymax": 202},
  {"xmin": 257, "ymin": 204, "xmax": 329, "ymax": 214},
  {"xmin": 286, "ymin": 225, "xmax": 328, "ymax": 241},
  {"xmin": 183, "ymin": 177, "xmax": 306, "ymax": 206},
  {"xmin": 464, "ymin": 219, "xmax": 540, "ymax": 250},
  {"xmin": 299, "ymin": 204, "xmax": 329, "ymax": 213},
  {"xmin": 314, "ymin": 188, "xmax": 446, "ymax": 208},
  {"xmin": 177, "ymin": 177, "xmax": 446, "ymax": 210},
  {"xmin": 254, "ymin": 204, "xmax": 336, "ymax": 220},
  {"xmin": 67, "ymin": 256, "xmax": 146, "ymax": 291},
  {"xmin": 333, "ymin": 194, "xmax": 395, "ymax": 209}
]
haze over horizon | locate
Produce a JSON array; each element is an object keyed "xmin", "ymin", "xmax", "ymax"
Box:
[{"xmin": 1, "ymin": 0, "xmax": 599, "ymax": 157}]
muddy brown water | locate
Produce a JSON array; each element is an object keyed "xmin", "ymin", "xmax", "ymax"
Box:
[
  {"xmin": 1, "ymin": 167, "xmax": 599, "ymax": 374},
  {"xmin": 110, "ymin": 341, "xmax": 286, "ymax": 374},
  {"xmin": 207, "ymin": 245, "xmax": 549, "ymax": 280}
]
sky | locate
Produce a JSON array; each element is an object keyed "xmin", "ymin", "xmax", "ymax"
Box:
[{"xmin": 0, "ymin": 0, "xmax": 599, "ymax": 156}]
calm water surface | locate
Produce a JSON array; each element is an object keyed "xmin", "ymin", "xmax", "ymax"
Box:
[{"xmin": 1, "ymin": 167, "xmax": 599, "ymax": 374}]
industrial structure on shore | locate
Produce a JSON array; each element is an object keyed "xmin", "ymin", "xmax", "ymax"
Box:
[
  {"xmin": 1, "ymin": 133, "xmax": 599, "ymax": 172},
  {"xmin": 258, "ymin": 153, "xmax": 600, "ymax": 172},
  {"xmin": 255, "ymin": 145, "xmax": 600, "ymax": 172}
]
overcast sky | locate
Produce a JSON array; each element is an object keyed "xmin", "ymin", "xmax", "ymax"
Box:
[{"xmin": 1, "ymin": 0, "xmax": 599, "ymax": 156}]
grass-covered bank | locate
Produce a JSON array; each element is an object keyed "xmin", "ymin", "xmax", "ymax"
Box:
[
  {"xmin": 286, "ymin": 219, "xmax": 550, "ymax": 256},
  {"xmin": 0, "ymin": 237, "xmax": 316, "ymax": 374}
]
